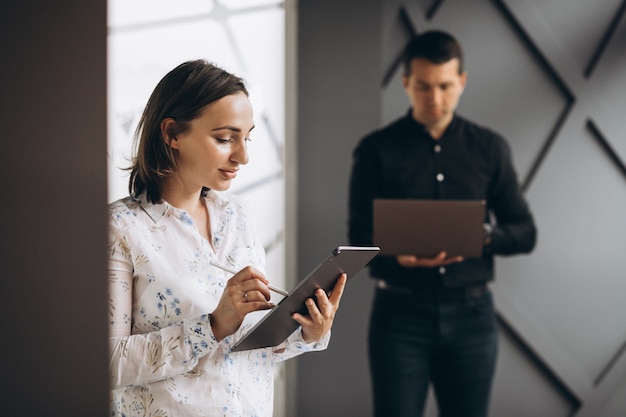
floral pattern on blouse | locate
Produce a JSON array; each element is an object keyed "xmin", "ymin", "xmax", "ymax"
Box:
[{"xmin": 108, "ymin": 191, "xmax": 329, "ymax": 417}]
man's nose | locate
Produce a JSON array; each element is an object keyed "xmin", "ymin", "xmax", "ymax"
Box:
[{"xmin": 429, "ymin": 88, "xmax": 443, "ymax": 104}]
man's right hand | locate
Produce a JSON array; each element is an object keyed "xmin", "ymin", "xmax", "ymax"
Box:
[{"xmin": 396, "ymin": 251, "xmax": 463, "ymax": 268}]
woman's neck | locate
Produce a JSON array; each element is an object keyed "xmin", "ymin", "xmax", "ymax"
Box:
[{"xmin": 161, "ymin": 179, "xmax": 204, "ymax": 212}]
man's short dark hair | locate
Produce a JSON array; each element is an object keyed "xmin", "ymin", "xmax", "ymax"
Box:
[{"xmin": 402, "ymin": 30, "xmax": 464, "ymax": 76}]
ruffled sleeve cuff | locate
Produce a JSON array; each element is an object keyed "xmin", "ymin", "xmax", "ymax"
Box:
[
  {"xmin": 109, "ymin": 313, "xmax": 221, "ymax": 389},
  {"xmin": 271, "ymin": 328, "xmax": 331, "ymax": 362}
]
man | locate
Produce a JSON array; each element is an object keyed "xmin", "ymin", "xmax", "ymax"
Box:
[{"xmin": 348, "ymin": 30, "xmax": 536, "ymax": 417}]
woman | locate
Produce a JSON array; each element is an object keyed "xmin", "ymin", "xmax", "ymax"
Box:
[{"xmin": 108, "ymin": 60, "xmax": 346, "ymax": 416}]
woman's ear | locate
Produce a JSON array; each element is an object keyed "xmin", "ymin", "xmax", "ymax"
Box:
[{"xmin": 160, "ymin": 118, "xmax": 179, "ymax": 148}]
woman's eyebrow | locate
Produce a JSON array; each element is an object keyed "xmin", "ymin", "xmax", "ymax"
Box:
[
  {"xmin": 212, "ymin": 125, "xmax": 242, "ymax": 132},
  {"xmin": 211, "ymin": 125, "xmax": 255, "ymax": 133}
]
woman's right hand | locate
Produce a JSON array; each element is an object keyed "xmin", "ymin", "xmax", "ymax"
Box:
[{"xmin": 210, "ymin": 266, "xmax": 274, "ymax": 341}]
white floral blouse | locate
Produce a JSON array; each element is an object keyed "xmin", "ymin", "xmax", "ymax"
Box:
[{"xmin": 108, "ymin": 191, "xmax": 329, "ymax": 417}]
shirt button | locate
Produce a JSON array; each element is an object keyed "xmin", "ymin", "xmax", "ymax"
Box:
[
  {"xmin": 436, "ymin": 173, "xmax": 445, "ymax": 182},
  {"xmin": 434, "ymin": 144, "xmax": 441, "ymax": 153},
  {"xmin": 439, "ymin": 266, "xmax": 446, "ymax": 274}
]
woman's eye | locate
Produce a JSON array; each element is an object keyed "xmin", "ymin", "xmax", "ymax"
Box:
[{"xmin": 215, "ymin": 136, "xmax": 251, "ymax": 144}]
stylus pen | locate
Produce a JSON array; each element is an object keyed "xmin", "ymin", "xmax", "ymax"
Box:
[{"xmin": 210, "ymin": 260, "xmax": 289, "ymax": 297}]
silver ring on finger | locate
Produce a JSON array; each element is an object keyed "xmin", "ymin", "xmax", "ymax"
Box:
[{"xmin": 243, "ymin": 291, "xmax": 248, "ymax": 302}]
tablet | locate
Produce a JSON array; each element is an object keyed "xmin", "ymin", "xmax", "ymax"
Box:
[
  {"xmin": 231, "ymin": 245, "xmax": 380, "ymax": 352},
  {"xmin": 373, "ymin": 199, "xmax": 486, "ymax": 258}
]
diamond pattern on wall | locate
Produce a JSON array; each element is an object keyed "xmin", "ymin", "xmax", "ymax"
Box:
[{"xmin": 381, "ymin": 0, "xmax": 626, "ymax": 415}]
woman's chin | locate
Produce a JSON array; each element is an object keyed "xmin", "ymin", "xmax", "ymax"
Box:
[{"xmin": 209, "ymin": 181, "xmax": 233, "ymax": 192}]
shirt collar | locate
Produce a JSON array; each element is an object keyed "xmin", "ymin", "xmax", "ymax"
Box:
[
  {"xmin": 133, "ymin": 190, "xmax": 229, "ymax": 224},
  {"xmin": 132, "ymin": 193, "xmax": 171, "ymax": 224},
  {"xmin": 404, "ymin": 108, "xmax": 459, "ymax": 141}
]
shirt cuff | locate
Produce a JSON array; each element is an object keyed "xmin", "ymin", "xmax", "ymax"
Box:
[{"xmin": 184, "ymin": 313, "xmax": 221, "ymax": 360}]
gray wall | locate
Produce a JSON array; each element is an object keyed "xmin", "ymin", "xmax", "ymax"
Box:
[
  {"xmin": 0, "ymin": 2, "xmax": 110, "ymax": 416},
  {"xmin": 296, "ymin": 0, "xmax": 626, "ymax": 416},
  {"xmin": 294, "ymin": 0, "xmax": 382, "ymax": 416}
]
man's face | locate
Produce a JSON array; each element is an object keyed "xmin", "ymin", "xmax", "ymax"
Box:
[{"xmin": 402, "ymin": 57, "xmax": 467, "ymax": 135}]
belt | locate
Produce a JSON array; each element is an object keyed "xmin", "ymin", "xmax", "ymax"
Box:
[{"xmin": 376, "ymin": 279, "xmax": 488, "ymax": 301}]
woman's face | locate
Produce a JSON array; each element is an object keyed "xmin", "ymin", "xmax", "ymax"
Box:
[{"xmin": 167, "ymin": 91, "xmax": 254, "ymax": 192}]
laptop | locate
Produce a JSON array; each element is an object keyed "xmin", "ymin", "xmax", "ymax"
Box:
[{"xmin": 373, "ymin": 199, "xmax": 486, "ymax": 258}]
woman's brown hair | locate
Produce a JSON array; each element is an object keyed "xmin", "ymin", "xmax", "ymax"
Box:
[{"xmin": 129, "ymin": 60, "xmax": 248, "ymax": 203}]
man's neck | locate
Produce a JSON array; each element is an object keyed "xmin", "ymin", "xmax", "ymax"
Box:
[
  {"xmin": 422, "ymin": 120, "xmax": 450, "ymax": 140},
  {"xmin": 412, "ymin": 112, "xmax": 453, "ymax": 140}
]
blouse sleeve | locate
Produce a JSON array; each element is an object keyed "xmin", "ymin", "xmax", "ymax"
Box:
[
  {"xmin": 269, "ymin": 328, "xmax": 330, "ymax": 362},
  {"xmin": 108, "ymin": 217, "xmax": 221, "ymax": 389}
]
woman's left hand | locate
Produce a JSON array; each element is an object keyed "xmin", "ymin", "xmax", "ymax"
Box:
[{"xmin": 291, "ymin": 273, "xmax": 347, "ymax": 343}]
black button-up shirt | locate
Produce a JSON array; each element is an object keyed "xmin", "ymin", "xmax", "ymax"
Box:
[{"xmin": 348, "ymin": 110, "xmax": 537, "ymax": 289}]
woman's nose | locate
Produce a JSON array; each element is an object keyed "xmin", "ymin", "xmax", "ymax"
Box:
[{"xmin": 230, "ymin": 140, "xmax": 249, "ymax": 165}]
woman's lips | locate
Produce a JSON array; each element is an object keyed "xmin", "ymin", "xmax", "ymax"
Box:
[{"xmin": 220, "ymin": 169, "xmax": 238, "ymax": 179}]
